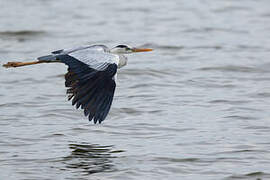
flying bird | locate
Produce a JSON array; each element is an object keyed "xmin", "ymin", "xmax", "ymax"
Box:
[{"xmin": 3, "ymin": 44, "xmax": 153, "ymax": 123}]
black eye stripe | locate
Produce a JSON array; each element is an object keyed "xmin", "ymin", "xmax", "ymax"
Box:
[{"xmin": 116, "ymin": 45, "xmax": 128, "ymax": 48}]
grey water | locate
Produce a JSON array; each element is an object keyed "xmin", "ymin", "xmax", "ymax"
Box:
[{"xmin": 1, "ymin": 0, "xmax": 270, "ymax": 179}]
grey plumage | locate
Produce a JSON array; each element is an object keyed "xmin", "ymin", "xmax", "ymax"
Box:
[{"xmin": 37, "ymin": 55, "xmax": 57, "ymax": 61}]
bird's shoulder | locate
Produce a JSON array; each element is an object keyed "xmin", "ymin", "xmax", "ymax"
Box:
[
  {"xmin": 68, "ymin": 48, "xmax": 119, "ymax": 65},
  {"xmin": 52, "ymin": 44, "xmax": 110, "ymax": 55},
  {"xmin": 53, "ymin": 45, "xmax": 120, "ymax": 71}
]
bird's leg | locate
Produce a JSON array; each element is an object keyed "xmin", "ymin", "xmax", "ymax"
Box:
[{"xmin": 3, "ymin": 60, "xmax": 60, "ymax": 68}]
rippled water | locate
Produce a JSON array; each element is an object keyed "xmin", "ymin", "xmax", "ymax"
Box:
[{"xmin": 1, "ymin": 0, "xmax": 270, "ymax": 179}]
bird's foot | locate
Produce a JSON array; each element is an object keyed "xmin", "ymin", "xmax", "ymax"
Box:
[{"xmin": 3, "ymin": 62, "xmax": 22, "ymax": 68}]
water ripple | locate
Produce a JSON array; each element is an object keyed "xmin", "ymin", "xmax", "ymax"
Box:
[
  {"xmin": 0, "ymin": 30, "xmax": 46, "ymax": 36},
  {"xmin": 199, "ymin": 65, "xmax": 263, "ymax": 73},
  {"xmin": 227, "ymin": 171, "xmax": 270, "ymax": 179}
]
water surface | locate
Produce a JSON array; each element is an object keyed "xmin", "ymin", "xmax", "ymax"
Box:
[{"xmin": 1, "ymin": 0, "xmax": 270, "ymax": 179}]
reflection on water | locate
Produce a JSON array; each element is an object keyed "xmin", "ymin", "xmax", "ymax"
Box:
[{"xmin": 61, "ymin": 142, "xmax": 123, "ymax": 175}]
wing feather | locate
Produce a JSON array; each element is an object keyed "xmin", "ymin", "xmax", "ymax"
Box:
[
  {"xmin": 58, "ymin": 54, "xmax": 117, "ymax": 123},
  {"xmin": 68, "ymin": 49, "xmax": 119, "ymax": 71},
  {"xmin": 37, "ymin": 44, "xmax": 113, "ymax": 69}
]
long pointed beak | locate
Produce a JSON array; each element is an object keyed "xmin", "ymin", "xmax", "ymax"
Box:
[{"xmin": 132, "ymin": 48, "xmax": 153, "ymax": 53}]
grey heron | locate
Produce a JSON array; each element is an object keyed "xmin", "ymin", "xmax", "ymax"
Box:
[{"xmin": 3, "ymin": 44, "xmax": 153, "ymax": 123}]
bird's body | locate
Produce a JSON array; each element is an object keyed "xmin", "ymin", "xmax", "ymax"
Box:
[{"xmin": 3, "ymin": 44, "xmax": 152, "ymax": 123}]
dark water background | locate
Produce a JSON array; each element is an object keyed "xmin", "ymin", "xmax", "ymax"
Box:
[{"xmin": 1, "ymin": 0, "xmax": 270, "ymax": 179}]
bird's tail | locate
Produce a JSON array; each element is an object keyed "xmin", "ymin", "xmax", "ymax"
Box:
[{"xmin": 3, "ymin": 60, "xmax": 60, "ymax": 68}]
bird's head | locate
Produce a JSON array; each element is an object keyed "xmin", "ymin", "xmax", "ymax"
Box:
[{"xmin": 110, "ymin": 45, "xmax": 153, "ymax": 54}]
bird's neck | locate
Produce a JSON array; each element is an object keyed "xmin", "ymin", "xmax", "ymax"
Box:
[{"xmin": 117, "ymin": 55, "xmax": 128, "ymax": 69}]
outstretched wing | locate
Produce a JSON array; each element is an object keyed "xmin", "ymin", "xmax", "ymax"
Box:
[{"xmin": 54, "ymin": 47, "xmax": 119, "ymax": 123}]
